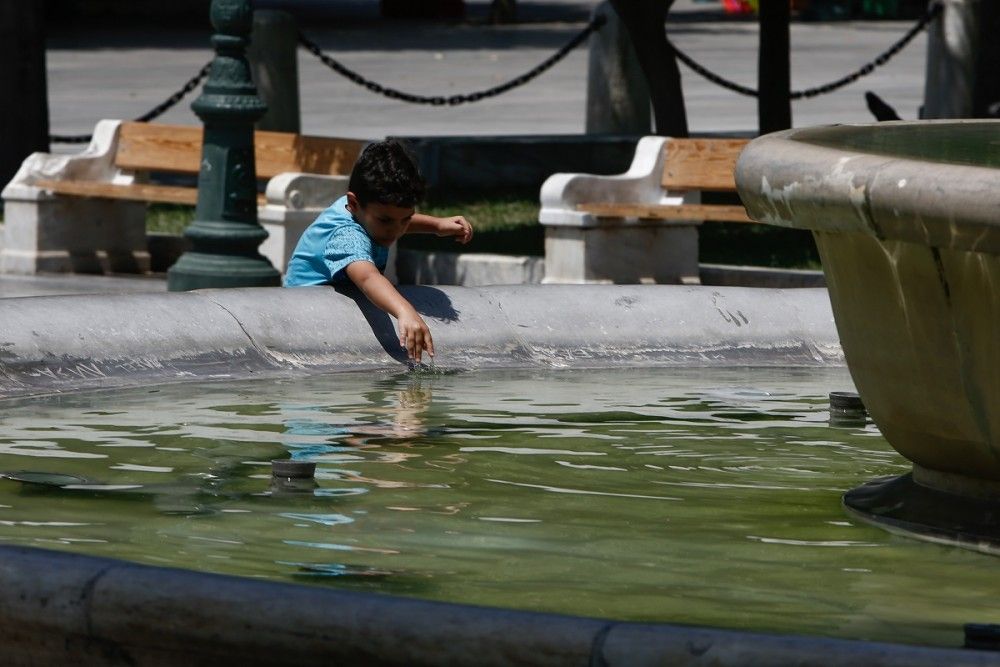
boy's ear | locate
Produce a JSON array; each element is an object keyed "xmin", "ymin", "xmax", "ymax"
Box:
[{"xmin": 346, "ymin": 191, "xmax": 360, "ymax": 214}]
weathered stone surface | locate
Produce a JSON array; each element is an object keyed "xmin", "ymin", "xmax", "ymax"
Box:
[
  {"xmin": 0, "ymin": 284, "xmax": 842, "ymax": 399},
  {"xmin": 396, "ymin": 248, "xmax": 545, "ymax": 286},
  {"xmin": 735, "ymin": 120, "xmax": 1000, "ymax": 486}
]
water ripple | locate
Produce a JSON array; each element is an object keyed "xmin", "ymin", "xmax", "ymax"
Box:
[{"xmin": 487, "ymin": 478, "xmax": 681, "ymax": 501}]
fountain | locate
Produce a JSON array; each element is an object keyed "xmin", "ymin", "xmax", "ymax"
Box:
[{"xmin": 736, "ymin": 120, "xmax": 1000, "ymax": 552}]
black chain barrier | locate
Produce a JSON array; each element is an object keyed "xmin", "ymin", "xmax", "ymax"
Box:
[
  {"xmin": 298, "ymin": 14, "xmax": 607, "ymax": 106},
  {"xmin": 671, "ymin": 1, "xmax": 943, "ymax": 100},
  {"xmin": 49, "ymin": 62, "xmax": 212, "ymax": 144},
  {"xmin": 49, "ymin": 3, "xmax": 941, "ymax": 143}
]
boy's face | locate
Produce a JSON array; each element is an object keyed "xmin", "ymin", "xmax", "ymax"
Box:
[{"xmin": 347, "ymin": 192, "xmax": 414, "ymax": 246}]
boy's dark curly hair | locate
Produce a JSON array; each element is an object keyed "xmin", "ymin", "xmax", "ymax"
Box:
[{"xmin": 348, "ymin": 139, "xmax": 426, "ymax": 208}]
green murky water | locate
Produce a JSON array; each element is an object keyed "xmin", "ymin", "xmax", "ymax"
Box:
[
  {"xmin": 0, "ymin": 368, "xmax": 997, "ymax": 648},
  {"xmin": 796, "ymin": 122, "xmax": 1000, "ymax": 168}
]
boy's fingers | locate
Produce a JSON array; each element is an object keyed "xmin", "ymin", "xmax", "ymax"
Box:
[
  {"xmin": 399, "ymin": 325, "xmax": 434, "ymax": 364},
  {"xmin": 400, "ymin": 328, "xmax": 413, "ymax": 358},
  {"xmin": 414, "ymin": 332, "xmax": 424, "ymax": 363}
]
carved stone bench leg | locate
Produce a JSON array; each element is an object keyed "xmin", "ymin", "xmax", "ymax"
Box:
[
  {"xmin": 258, "ymin": 208, "xmax": 313, "ymax": 275},
  {"xmin": 1, "ymin": 187, "xmax": 149, "ymax": 275},
  {"xmin": 259, "ymin": 172, "xmax": 351, "ymax": 275},
  {"xmin": 542, "ymin": 221, "xmax": 700, "ymax": 284}
]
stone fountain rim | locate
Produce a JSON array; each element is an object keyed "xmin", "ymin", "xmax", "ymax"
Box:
[
  {"xmin": 0, "ymin": 285, "xmax": 993, "ymax": 664},
  {"xmin": 0, "ymin": 283, "xmax": 844, "ymax": 401},
  {"xmin": 735, "ymin": 120, "xmax": 1000, "ymax": 255}
]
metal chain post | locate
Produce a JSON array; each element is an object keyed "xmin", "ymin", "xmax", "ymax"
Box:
[{"xmin": 166, "ymin": 0, "xmax": 280, "ymax": 291}]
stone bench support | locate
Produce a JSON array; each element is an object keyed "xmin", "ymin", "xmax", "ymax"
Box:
[
  {"xmin": 1, "ymin": 120, "xmax": 148, "ymax": 274},
  {"xmin": 539, "ymin": 136, "xmax": 700, "ymax": 285},
  {"xmin": 1, "ymin": 119, "xmax": 348, "ymax": 275}
]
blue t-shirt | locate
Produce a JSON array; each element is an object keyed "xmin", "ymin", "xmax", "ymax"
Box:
[{"xmin": 284, "ymin": 196, "xmax": 389, "ymax": 286}]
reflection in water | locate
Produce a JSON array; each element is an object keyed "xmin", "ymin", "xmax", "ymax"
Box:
[
  {"xmin": 280, "ymin": 377, "xmax": 434, "ymax": 488},
  {"xmin": 283, "ymin": 378, "xmax": 432, "ymax": 449}
]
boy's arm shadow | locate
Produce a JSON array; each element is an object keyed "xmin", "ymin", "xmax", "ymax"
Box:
[{"xmin": 334, "ymin": 284, "xmax": 460, "ymax": 363}]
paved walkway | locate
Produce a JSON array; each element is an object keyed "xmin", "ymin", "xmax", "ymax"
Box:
[
  {"xmin": 45, "ymin": 0, "xmax": 930, "ymax": 140},
  {"xmin": 0, "ymin": 273, "xmax": 167, "ymax": 299}
]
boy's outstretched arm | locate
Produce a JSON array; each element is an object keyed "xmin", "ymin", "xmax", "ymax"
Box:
[
  {"xmin": 407, "ymin": 213, "xmax": 474, "ymax": 244},
  {"xmin": 345, "ymin": 260, "xmax": 434, "ymax": 363}
]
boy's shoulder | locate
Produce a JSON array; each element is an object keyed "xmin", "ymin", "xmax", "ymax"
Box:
[
  {"xmin": 317, "ymin": 195, "xmax": 352, "ymax": 225},
  {"xmin": 307, "ymin": 196, "xmax": 366, "ymax": 239}
]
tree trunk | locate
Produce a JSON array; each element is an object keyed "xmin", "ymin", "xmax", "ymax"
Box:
[
  {"xmin": 586, "ymin": 1, "xmax": 652, "ymax": 134},
  {"xmin": 923, "ymin": 0, "xmax": 978, "ymax": 118},
  {"xmin": 489, "ymin": 0, "xmax": 516, "ymax": 23},
  {"xmin": 381, "ymin": 0, "xmax": 464, "ymax": 20},
  {"xmin": 608, "ymin": 0, "xmax": 688, "ymax": 137},
  {"xmin": 973, "ymin": 0, "xmax": 1000, "ymax": 116},
  {"xmin": 758, "ymin": 0, "xmax": 791, "ymax": 134},
  {"xmin": 0, "ymin": 0, "xmax": 49, "ymax": 187}
]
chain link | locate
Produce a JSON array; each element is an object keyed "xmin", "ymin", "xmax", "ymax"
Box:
[
  {"xmin": 298, "ymin": 14, "xmax": 606, "ymax": 106},
  {"xmin": 50, "ymin": 62, "xmax": 212, "ymax": 144},
  {"xmin": 671, "ymin": 1, "xmax": 942, "ymax": 100}
]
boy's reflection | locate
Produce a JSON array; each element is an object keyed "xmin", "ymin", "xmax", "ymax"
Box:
[{"xmin": 279, "ymin": 378, "xmax": 436, "ymax": 489}]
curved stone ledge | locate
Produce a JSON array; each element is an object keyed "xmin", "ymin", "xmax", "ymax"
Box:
[
  {"xmin": 0, "ymin": 284, "xmax": 843, "ymax": 399},
  {"xmin": 1, "ymin": 545, "xmax": 996, "ymax": 667},
  {"xmin": 735, "ymin": 121, "xmax": 1000, "ymax": 254}
]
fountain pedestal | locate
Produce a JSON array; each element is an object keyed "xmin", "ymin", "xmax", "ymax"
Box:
[{"xmin": 736, "ymin": 120, "xmax": 1000, "ymax": 550}]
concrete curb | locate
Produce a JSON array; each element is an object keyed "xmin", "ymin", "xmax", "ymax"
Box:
[
  {"xmin": 395, "ymin": 250, "xmax": 825, "ymax": 289},
  {"xmin": 0, "ymin": 284, "xmax": 842, "ymax": 399},
  {"xmin": 699, "ymin": 263, "xmax": 826, "ymax": 288},
  {"xmin": 1, "ymin": 545, "xmax": 997, "ymax": 667},
  {"xmin": 396, "ymin": 248, "xmax": 546, "ymax": 286}
]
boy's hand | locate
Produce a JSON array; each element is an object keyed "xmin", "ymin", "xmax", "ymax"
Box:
[
  {"xmin": 346, "ymin": 261, "xmax": 437, "ymax": 365},
  {"xmin": 435, "ymin": 216, "xmax": 474, "ymax": 244},
  {"xmin": 397, "ymin": 310, "xmax": 435, "ymax": 363}
]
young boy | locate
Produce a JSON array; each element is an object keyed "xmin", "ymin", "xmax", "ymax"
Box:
[{"xmin": 284, "ymin": 140, "xmax": 473, "ymax": 363}]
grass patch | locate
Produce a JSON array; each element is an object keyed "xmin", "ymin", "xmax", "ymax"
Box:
[
  {"xmin": 402, "ymin": 194, "xmax": 543, "ymax": 256},
  {"xmin": 699, "ymin": 191, "xmax": 819, "ymax": 269},
  {"xmin": 700, "ymin": 222, "xmax": 820, "ymax": 269},
  {"xmin": 147, "ymin": 204, "xmax": 194, "ymax": 235},
  {"xmin": 145, "ymin": 195, "xmax": 820, "ymax": 269},
  {"xmin": 420, "ymin": 195, "xmax": 538, "ymax": 233}
]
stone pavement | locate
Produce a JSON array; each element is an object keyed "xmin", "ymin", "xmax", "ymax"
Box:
[
  {"xmin": 0, "ymin": 273, "xmax": 167, "ymax": 299},
  {"xmin": 44, "ymin": 0, "xmax": 930, "ymax": 140}
]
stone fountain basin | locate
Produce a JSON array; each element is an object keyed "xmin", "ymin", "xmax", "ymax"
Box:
[{"xmin": 736, "ymin": 120, "xmax": 1000, "ymax": 490}]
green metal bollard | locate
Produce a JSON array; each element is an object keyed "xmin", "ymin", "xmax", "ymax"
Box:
[{"xmin": 167, "ymin": 0, "xmax": 281, "ymax": 291}]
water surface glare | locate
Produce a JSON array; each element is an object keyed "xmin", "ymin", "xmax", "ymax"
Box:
[{"xmin": 1, "ymin": 367, "xmax": 996, "ymax": 648}]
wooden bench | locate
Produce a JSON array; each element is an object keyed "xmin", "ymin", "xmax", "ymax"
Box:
[
  {"xmin": 539, "ymin": 136, "xmax": 751, "ymax": 284},
  {"xmin": 2, "ymin": 119, "xmax": 366, "ymax": 275}
]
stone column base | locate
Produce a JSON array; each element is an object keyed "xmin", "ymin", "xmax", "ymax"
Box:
[
  {"xmin": 542, "ymin": 223, "xmax": 699, "ymax": 284},
  {"xmin": 1, "ymin": 192, "xmax": 150, "ymax": 275}
]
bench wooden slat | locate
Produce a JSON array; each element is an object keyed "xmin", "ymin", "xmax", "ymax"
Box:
[
  {"xmin": 115, "ymin": 122, "xmax": 365, "ymax": 179},
  {"xmin": 661, "ymin": 138, "xmax": 749, "ymax": 192},
  {"xmin": 34, "ymin": 179, "xmax": 266, "ymax": 206},
  {"xmin": 578, "ymin": 202, "xmax": 753, "ymax": 223}
]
